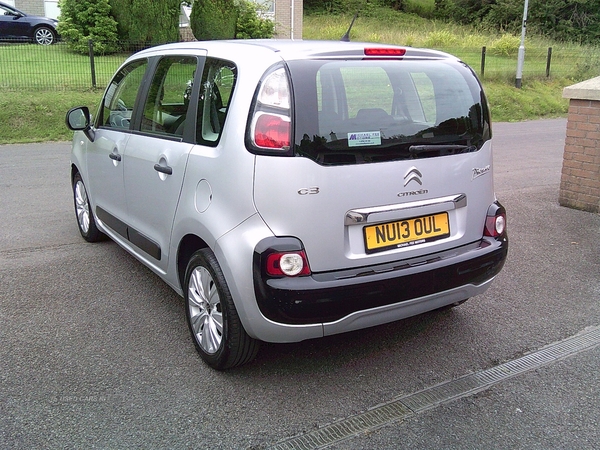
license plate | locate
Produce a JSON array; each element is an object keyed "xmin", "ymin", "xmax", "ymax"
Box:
[{"xmin": 363, "ymin": 212, "xmax": 450, "ymax": 254}]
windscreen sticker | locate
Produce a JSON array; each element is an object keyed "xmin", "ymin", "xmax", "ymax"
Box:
[{"xmin": 347, "ymin": 131, "xmax": 381, "ymax": 147}]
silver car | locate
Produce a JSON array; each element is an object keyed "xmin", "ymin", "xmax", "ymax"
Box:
[{"xmin": 66, "ymin": 40, "xmax": 508, "ymax": 369}]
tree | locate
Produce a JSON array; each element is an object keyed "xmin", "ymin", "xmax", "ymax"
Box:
[
  {"xmin": 434, "ymin": 0, "xmax": 600, "ymax": 43},
  {"xmin": 57, "ymin": 0, "xmax": 119, "ymax": 54},
  {"xmin": 109, "ymin": 0, "xmax": 181, "ymax": 45},
  {"xmin": 235, "ymin": 0, "xmax": 275, "ymax": 39},
  {"xmin": 434, "ymin": 0, "xmax": 495, "ymax": 24},
  {"xmin": 190, "ymin": 0, "xmax": 238, "ymax": 40},
  {"xmin": 529, "ymin": 0, "xmax": 600, "ymax": 43}
]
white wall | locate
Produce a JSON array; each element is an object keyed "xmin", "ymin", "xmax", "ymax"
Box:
[{"xmin": 44, "ymin": 0, "xmax": 59, "ymax": 19}]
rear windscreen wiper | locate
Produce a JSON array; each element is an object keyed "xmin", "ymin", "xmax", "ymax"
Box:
[{"xmin": 409, "ymin": 144, "xmax": 475, "ymax": 154}]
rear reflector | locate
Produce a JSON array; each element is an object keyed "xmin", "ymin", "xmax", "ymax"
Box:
[{"xmin": 364, "ymin": 48, "xmax": 406, "ymax": 57}]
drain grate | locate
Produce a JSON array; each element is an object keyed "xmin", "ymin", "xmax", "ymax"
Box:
[{"xmin": 271, "ymin": 326, "xmax": 600, "ymax": 450}]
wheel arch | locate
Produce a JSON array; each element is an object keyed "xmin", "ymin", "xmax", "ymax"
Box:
[
  {"xmin": 177, "ymin": 234, "xmax": 210, "ymax": 291},
  {"xmin": 71, "ymin": 163, "xmax": 80, "ymax": 183},
  {"xmin": 33, "ymin": 24, "xmax": 56, "ymax": 36}
]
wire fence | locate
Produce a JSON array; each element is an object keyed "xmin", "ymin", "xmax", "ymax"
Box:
[
  {"xmin": 0, "ymin": 40, "xmax": 152, "ymax": 91},
  {"xmin": 2, "ymin": 40, "xmax": 600, "ymax": 91}
]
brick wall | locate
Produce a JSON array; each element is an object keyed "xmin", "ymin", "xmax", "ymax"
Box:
[{"xmin": 560, "ymin": 81, "xmax": 600, "ymax": 213}]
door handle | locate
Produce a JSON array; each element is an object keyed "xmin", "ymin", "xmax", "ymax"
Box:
[
  {"xmin": 154, "ymin": 164, "xmax": 173, "ymax": 175},
  {"xmin": 109, "ymin": 153, "xmax": 122, "ymax": 162}
]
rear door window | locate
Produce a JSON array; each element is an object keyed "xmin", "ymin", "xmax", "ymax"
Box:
[
  {"xmin": 196, "ymin": 58, "xmax": 237, "ymax": 146},
  {"xmin": 140, "ymin": 56, "xmax": 197, "ymax": 137}
]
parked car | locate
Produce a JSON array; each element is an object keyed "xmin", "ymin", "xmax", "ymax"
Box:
[
  {"xmin": 66, "ymin": 40, "xmax": 508, "ymax": 370},
  {"xmin": 0, "ymin": 1, "xmax": 58, "ymax": 45}
]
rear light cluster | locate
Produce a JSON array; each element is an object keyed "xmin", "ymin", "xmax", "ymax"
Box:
[
  {"xmin": 266, "ymin": 251, "xmax": 311, "ymax": 277},
  {"xmin": 254, "ymin": 113, "xmax": 290, "ymax": 149},
  {"xmin": 249, "ymin": 67, "xmax": 292, "ymax": 153},
  {"xmin": 483, "ymin": 203, "xmax": 507, "ymax": 238}
]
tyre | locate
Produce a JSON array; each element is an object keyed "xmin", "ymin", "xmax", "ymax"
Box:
[
  {"xmin": 73, "ymin": 172, "xmax": 103, "ymax": 242},
  {"xmin": 34, "ymin": 27, "xmax": 55, "ymax": 45},
  {"xmin": 184, "ymin": 249, "xmax": 259, "ymax": 370}
]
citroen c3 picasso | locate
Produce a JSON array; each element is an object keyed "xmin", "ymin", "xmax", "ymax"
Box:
[{"xmin": 66, "ymin": 40, "xmax": 508, "ymax": 369}]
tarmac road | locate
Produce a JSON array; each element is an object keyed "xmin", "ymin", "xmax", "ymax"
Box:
[{"xmin": 1, "ymin": 118, "xmax": 599, "ymax": 449}]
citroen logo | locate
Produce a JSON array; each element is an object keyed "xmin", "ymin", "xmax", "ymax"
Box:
[
  {"xmin": 403, "ymin": 167, "xmax": 423, "ymax": 187},
  {"xmin": 398, "ymin": 167, "xmax": 428, "ymax": 197}
]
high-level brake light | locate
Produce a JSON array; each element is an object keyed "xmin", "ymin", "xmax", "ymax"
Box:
[{"xmin": 364, "ymin": 48, "xmax": 406, "ymax": 57}]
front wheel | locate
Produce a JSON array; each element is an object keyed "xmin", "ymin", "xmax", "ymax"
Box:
[
  {"xmin": 73, "ymin": 172, "xmax": 103, "ymax": 242},
  {"xmin": 184, "ymin": 249, "xmax": 259, "ymax": 370},
  {"xmin": 34, "ymin": 27, "xmax": 55, "ymax": 45}
]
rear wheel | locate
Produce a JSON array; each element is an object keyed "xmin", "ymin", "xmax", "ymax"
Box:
[
  {"xmin": 34, "ymin": 27, "xmax": 55, "ymax": 45},
  {"xmin": 184, "ymin": 249, "xmax": 259, "ymax": 370}
]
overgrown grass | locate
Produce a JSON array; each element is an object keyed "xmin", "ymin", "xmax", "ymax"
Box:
[
  {"xmin": 2, "ymin": 8, "xmax": 600, "ymax": 144},
  {"xmin": 304, "ymin": 9, "xmax": 600, "ymax": 122}
]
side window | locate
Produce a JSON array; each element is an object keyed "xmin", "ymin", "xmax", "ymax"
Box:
[
  {"xmin": 140, "ymin": 56, "xmax": 197, "ymax": 137},
  {"xmin": 196, "ymin": 58, "xmax": 237, "ymax": 145},
  {"xmin": 101, "ymin": 60, "xmax": 147, "ymax": 130}
]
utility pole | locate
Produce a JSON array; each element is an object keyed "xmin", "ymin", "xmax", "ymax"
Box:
[{"xmin": 515, "ymin": 0, "xmax": 529, "ymax": 88}]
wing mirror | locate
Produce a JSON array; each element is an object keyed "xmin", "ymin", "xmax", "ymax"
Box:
[{"xmin": 66, "ymin": 106, "xmax": 95, "ymax": 142}]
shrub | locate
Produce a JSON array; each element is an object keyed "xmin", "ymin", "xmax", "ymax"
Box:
[
  {"xmin": 490, "ymin": 34, "xmax": 521, "ymax": 56},
  {"xmin": 304, "ymin": 0, "xmax": 375, "ymax": 16},
  {"xmin": 235, "ymin": 1, "xmax": 275, "ymax": 39},
  {"xmin": 403, "ymin": 0, "xmax": 435, "ymax": 18},
  {"xmin": 423, "ymin": 30, "xmax": 458, "ymax": 47},
  {"xmin": 109, "ymin": 0, "xmax": 180, "ymax": 46},
  {"xmin": 191, "ymin": 0, "xmax": 238, "ymax": 40},
  {"xmin": 57, "ymin": 0, "xmax": 119, "ymax": 54}
]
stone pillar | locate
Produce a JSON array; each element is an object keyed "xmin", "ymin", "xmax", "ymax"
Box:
[
  {"xmin": 560, "ymin": 78, "xmax": 600, "ymax": 213},
  {"xmin": 275, "ymin": 0, "xmax": 303, "ymax": 39}
]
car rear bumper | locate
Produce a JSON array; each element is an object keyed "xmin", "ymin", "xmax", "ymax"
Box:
[{"xmin": 254, "ymin": 236, "xmax": 508, "ymax": 326}]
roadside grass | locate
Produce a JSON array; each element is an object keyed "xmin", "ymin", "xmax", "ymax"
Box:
[
  {"xmin": 0, "ymin": 91, "xmax": 101, "ymax": 144},
  {"xmin": 2, "ymin": 8, "xmax": 600, "ymax": 144},
  {"xmin": 304, "ymin": 9, "xmax": 600, "ymax": 124}
]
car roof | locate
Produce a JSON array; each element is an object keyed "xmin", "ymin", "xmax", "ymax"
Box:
[{"xmin": 133, "ymin": 39, "xmax": 456, "ymax": 62}]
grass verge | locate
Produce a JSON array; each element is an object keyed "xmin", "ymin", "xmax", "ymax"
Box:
[{"xmin": 0, "ymin": 91, "xmax": 100, "ymax": 144}]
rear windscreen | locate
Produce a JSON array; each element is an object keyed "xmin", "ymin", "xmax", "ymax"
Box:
[{"xmin": 287, "ymin": 59, "xmax": 491, "ymax": 165}]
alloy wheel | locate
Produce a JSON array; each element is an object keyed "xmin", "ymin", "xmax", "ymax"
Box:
[{"xmin": 187, "ymin": 266, "xmax": 223, "ymax": 354}]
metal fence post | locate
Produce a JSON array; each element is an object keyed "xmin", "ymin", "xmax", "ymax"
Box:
[
  {"xmin": 546, "ymin": 47, "xmax": 552, "ymax": 78},
  {"xmin": 481, "ymin": 46, "xmax": 486, "ymax": 78},
  {"xmin": 88, "ymin": 39, "xmax": 97, "ymax": 89}
]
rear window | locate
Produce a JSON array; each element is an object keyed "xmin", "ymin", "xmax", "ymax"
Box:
[{"xmin": 288, "ymin": 59, "xmax": 491, "ymax": 165}]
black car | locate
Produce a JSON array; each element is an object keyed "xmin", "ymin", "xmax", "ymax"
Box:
[{"xmin": 0, "ymin": 1, "xmax": 58, "ymax": 45}]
